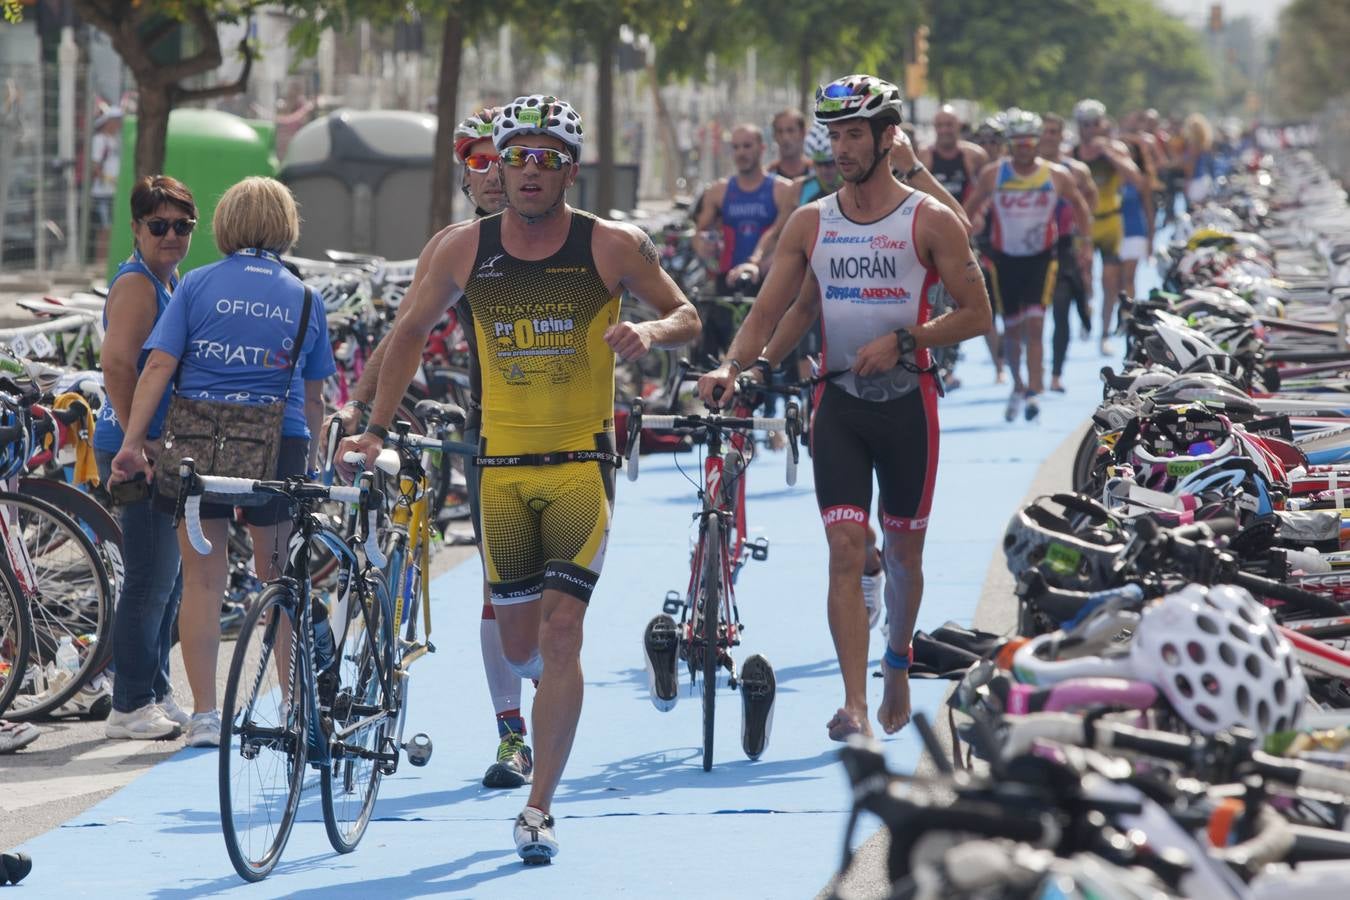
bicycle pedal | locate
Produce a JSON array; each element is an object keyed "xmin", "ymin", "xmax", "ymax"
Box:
[
  {"xmin": 662, "ymin": 590, "xmax": 685, "ymax": 616},
  {"xmin": 749, "ymin": 537, "xmax": 770, "ymax": 561},
  {"xmin": 404, "ymin": 732, "xmax": 433, "ymax": 767}
]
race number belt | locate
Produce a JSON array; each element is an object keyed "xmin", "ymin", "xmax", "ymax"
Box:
[{"xmin": 475, "ymin": 450, "xmax": 621, "ymax": 468}]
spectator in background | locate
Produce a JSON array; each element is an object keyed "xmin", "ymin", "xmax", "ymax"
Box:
[
  {"xmin": 90, "ymin": 107, "xmax": 124, "ymax": 262},
  {"xmin": 112, "ymin": 177, "xmax": 335, "ymax": 748},
  {"xmin": 768, "ymin": 108, "xmax": 812, "ymax": 180},
  {"xmin": 273, "ymin": 83, "xmax": 315, "ymax": 162},
  {"xmin": 96, "ymin": 175, "xmax": 198, "ymax": 740},
  {"xmin": 1183, "ymin": 112, "xmax": 1216, "ymax": 207}
]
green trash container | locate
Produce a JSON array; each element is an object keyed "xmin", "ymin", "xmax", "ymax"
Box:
[{"xmin": 106, "ymin": 108, "xmax": 279, "ymax": 283}]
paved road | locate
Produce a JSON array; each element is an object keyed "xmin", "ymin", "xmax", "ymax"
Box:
[{"xmin": 0, "ymin": 533, "xmax": 478, "ymax": 852}]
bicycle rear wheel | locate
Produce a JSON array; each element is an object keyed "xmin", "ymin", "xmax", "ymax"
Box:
[
  {"xmin": 321, "ymin": 575, "xmax": 392, "ymax": 853},
  {"xmin": 219, "ymin": 585, "xmax": 308, "ymax": 882},
  {"xmin": 1, "ymin": 491, "xmax": 113, "ymax": 720},
  {"xmin": 700, "ymin": 515, "xmax": 722, "ymax": 772},
  {"xmin": 0, "ymin": 562, "xmax": 32, "ymax": 716}
]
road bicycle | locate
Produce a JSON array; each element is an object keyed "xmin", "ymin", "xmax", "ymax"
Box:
[{"xmin": 626, "ymin": 381, "xmax": 800, "ymax": 771}]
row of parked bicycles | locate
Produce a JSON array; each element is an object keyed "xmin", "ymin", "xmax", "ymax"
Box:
[{"xmin": 828, "ymin": 151, "xmax": 1350, "ymax": 898}]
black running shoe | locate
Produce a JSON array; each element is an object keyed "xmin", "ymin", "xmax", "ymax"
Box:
[
  {"xmin": 483, "ymin": 731, "xmax": 533, "ymax": 788},
  {"xmin": 739, "ymin": 654, "xmax": 776, "ymax": 760},
  {"xmin": 643, "ymin": 614, "xmax": 679, "ymax": 711}
]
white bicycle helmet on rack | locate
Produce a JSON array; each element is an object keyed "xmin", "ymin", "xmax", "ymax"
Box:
[
  {"xmin": 1125, "ymin": 405, "xmax": 1239, "ymax": 493},
  {"xmin": 1013, "ymin": 583, "xmax": 1304, "ymax": 736},
  {"xmin": 1139, "ymin": 316, "xmax": 1227, "ymax": 372}
]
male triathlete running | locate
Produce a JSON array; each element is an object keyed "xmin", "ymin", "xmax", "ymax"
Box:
[
  {"xmin": 692, "ymin": 124, "xmax": 795, "ymax": 358},
  {"xmin": 323, "ymin": 108, "xmax": 535, "ymax": 789},
  {"xmin": 963, "ymin": 110, "xmax": 1090, "ymax": 422},
  {"xmin": 341, "ymin": 94, "xmax": 700, "ymax": 864},
  {"xmin": 1039, "ymin": 112, "xmax": 1098, "ymax": 392},
  {"xmin": 965, "ymin": 114, "xmax": 1009, "ymax": 384},
  {"xmin": 1071, "ymin": 98, "xmax": 1144, "ymax": 355},
  {"xmin": 768, "ymin": 108, "xmax": 814, "ymax": 180},
  {"xmin": 918, "ymin": 104, "xmax": 988, "ymax": 206},
  {"xmin": 696, "ymin": 75, "xmax": 992, "ymax": 739}
]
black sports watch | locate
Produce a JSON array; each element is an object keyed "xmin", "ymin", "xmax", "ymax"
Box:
[
  {"xmin": 899, "ymin": 162, "xmax": 924, "ymax": 183},
  {"xmin": 364, "ymin": 423, "xmax": 390, "ymax": 441},
  {"xmin": 894, "ymin": 328, "xmax": 917, "ymax": 358},
  {"xmin": 752, "ymin": 357, "xmax": 774, "ymax": 379}
]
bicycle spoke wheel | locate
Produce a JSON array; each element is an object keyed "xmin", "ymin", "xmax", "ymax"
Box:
[
  {"xmin": 0, "ymin": 563, "xmax": 32, "ymax": 716},
  {"xmin": 700, "ymin": 515, "xmax": 722, "ymax": 772},
  {"xmin": 219, "ymin": 586, "xmax": 308, "ymax": 882},
  {"xmin": 1, "ymin": 492, "xmax": 113, "ymax": 720},
  {"xmin": 321, "ymin": 577, "xmax": 391, "ymax": 853}
]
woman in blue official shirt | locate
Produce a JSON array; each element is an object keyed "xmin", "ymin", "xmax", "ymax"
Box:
[
  {"xmin": 95, "ymin": 175, "xmax": 197, "ymax": 741},
  {"xmin": 112, "ymin": 177, "xmax": 336, "ymax": 747}
]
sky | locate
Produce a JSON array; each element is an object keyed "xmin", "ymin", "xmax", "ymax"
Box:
[{"xmin": 1158, "ymin": 0, "xmax": 1291, "ymax": 34}]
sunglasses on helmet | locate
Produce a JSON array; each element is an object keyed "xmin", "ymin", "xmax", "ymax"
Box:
[
  {"xmin": 141, "ymin": 217, "xmax": 196, "ymax": 237},
  {"xmin": 500, "ymin": 146, "xmax": 573, "ymax": 170},
  {"xmin": 464, "ymin": 152, "xmax": 500, "ymax": 173}
]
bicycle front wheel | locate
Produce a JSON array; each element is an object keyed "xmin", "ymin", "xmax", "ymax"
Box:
[
  {"xmin": 1, "ymin": 491, "xmax": 113, "ymax": 720},
  {"xmin": 700, "ymin": 515, "xmax": 722, "ymax": 772},
  {"xmin": 0, "ymin": 561, "xmax": 32, "ymax": 716},
  {"xmin": 219, "ymin": 585, "xmax": 309, "ymax": 882},
  {"xmin": 321, "ymin": 575, "xmax": 392, "ymax": 853}
]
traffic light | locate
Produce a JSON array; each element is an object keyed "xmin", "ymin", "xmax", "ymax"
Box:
[{"xmin": 906, "ymin": 25, "xmax": 929, "ymax": 98}]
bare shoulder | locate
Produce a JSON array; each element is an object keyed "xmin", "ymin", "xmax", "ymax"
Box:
[
  {"xmin": 1109, "ymin": 138, "xmax": 1133, "ymax": 155},
  {"xmin": 960, "ymin": 140, "xmax": 989, "ymax": 164},
  {"xmin": 592, "ymin": 217, "xmax": 651, "ymax": 259},
  {"xmin": 917, "ymin": 193, "xmax": 965, "ymax": 235},
  {"xmin": 429, "ymin": 218, "xmax": 481, "ymax": 283},
  {"xmin": 105, "ymin": 269, "xmax": 157, "ymax": 315}
]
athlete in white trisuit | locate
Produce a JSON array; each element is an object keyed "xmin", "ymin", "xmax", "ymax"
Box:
[{"xmin": 699, "ymin": 75, "xmax": 992, "ymax": 739}]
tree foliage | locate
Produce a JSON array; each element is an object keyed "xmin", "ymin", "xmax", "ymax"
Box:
[
  {"xmin": 922, "ymin": 0, "xmax": 1211, "ymax": 117},
  {"xmin": 1273, "ymin": 0, "xmax": 1350, "ymax": 117},
  {"xmin": 74, "ymin": 0, "xmax": 261, "ymax": 178}
]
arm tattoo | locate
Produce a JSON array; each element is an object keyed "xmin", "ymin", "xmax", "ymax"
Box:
[
  {"xmin": 962, "ymin": 259, "xmax": 983, "ymax": 284},
  {"xmin": 638, "ymin": 234, "xmax": 659, "ymax": 266}
]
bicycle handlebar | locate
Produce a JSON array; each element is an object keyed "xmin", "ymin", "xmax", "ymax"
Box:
[{"xmin": 624, "ymin": 397, "xmax": 800, "ymax": 485}]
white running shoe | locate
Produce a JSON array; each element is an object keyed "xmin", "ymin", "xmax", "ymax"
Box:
[
  {"xmin": 185, "ymin": 710, "xmax": 222, "ymax": 748},
  {"xmin": 514, "ymin": 806, "xmax": 559, "ymax": 865},
  {"xmin": 106, "ymin": 702, "xmax": 180, "ymax": 740},
  {"xmin": 860, "ymin": 572, "xmax": 883, "ymax": 630},
  {"xmin": 1004, "ymin": 390, "xmax": 1024, "ymax": 423},
  {"xmin": 158, "ymin": 688, "xmax": 191, "ymax": 728}
]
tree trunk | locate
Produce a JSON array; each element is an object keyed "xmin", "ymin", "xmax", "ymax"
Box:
[
  {"xmin": 649, "ymin": 68, "xmax": 681, "ymax": 197},
  {"xmin": 134, "ymin": 82, "xmax": 172, "ymax": 178},
  {"xmin": 594, "ymin": 21, "xmax": 617, "ymax": 216},
  {"xmin": 798, "ymin": 41, "xmax": 813, "ymax": 115},
  {"xmin": 431, "ymin": 11, "xmax": 465, "ymax": 232}
]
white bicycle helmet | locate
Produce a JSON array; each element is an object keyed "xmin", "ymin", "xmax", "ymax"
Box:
[
  {"xmin": 804, "ymin": 120, "xmax": 833, "ymax": 162},
  {"xmin": 1125, "ymin": 405, "xmax": 1239, "ymax": 493},
  {"xmin": 1003, "ymin": 108, "xmax": 1042, "ymax": 139},
  {"xmin": 1140, "ymin": 317, "xmax": 1227, "ymax": 372},
  {"xmin": 1147, "ymin": 374, "xmax": 1258, "ymax": 417},
  {"xmin": 1073, "ymin": 98, "xmax": 1107, "ymax": 123},
  {"xmin": 1172, "ymin": 457, "xmax": 1275, "ymax": 518},
  {"xmin": 1013, "ymin": 583, "xmax": 1304, "ymax": 736},
  {"xmin": 454, "ymin": 107, "xmax": 499, "ymax": 158},
  {"xmin": 493, "ymin": 95, "xmax": 584, "ymax": 159},
  {"xmin": 813, "ymin": 74, "xmax": 904, "ymax": 124}
]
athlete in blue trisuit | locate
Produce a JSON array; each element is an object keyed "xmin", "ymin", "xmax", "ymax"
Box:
[
  {"xmin": 697, "ymin": 75, "xmax": 992, "ymax": 740},
  {"xmin": 692, "ymin": 124, "xmax": 796, "ymax": 359}
]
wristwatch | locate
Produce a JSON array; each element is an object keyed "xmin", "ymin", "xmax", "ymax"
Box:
[
  {"xmin": 752, "ymin": 357, "xmax": 774, "ymax": 379},
  {"xmin": 894, "ymin": 328, "xmax": 917, "ymax": 357},
  {"xmin": 900, "ymin": 162, "xmax": 924, "ymax": 183},
  {"xmin": 364, "ymin": 423, "xmax": 390, "ymax": 441}
]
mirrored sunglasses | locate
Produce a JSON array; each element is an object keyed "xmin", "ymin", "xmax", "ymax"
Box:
[
  {"xmin": 142, "ymin": 217, "xmax": 196, "ymax": 237},
  {"xmin": 500, "ymin": 146, "xmax": 573, "ymax": 170},
  {"xmin": 464, "ymin": 152, "xmax": 500, "ymax": 173}
]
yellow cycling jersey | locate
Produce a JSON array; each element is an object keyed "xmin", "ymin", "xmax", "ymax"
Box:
[{"xmin": 462, "ymin": 210, "xmax": 621, "ymax": 456}]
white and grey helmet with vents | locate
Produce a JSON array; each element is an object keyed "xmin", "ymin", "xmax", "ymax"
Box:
[{"xmin": 493, "ymin": 95, "xmax": 584, "ymax": 160}]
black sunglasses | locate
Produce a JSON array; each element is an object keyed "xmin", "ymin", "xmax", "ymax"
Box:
[{"xmin": 142, "ymin": 217, "xmax": 196, "ymax": 237}]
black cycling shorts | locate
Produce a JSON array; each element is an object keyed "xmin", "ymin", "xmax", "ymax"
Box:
[
  {"xmin": 810, "ymin": 381, "xmax": 939, "ymax": 533},
  {"xmin": 988, "ymin": 249, "xmax": 1057, "ymax": 324}
]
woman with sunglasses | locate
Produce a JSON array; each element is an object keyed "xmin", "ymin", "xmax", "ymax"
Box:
[
  {"xmin": 94, "ymin": 174, "xmax": 198, "ymax": 741},
  {"xmin": 113, "ymin": 176, "xmax": 336, "ymax": 748}
]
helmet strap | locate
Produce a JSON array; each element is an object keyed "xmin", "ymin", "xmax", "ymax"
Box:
[{"xmin": 850, "ymin": 119, "xmax": 894, "ymax": 186}]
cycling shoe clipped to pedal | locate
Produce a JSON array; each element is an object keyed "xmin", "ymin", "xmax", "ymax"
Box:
[
  {"xmin": 739, "ymin": 654, "xmax": 776, "ymax": 760},
  {"xmin": 0, "ymin": 851, "xmax": 32, "ymax": 885},
  {"xmin": 643, "ymin": 614, "xmax": 680, "ymax": 712}
]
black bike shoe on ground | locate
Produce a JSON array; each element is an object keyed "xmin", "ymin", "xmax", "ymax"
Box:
[
  {"xmin": 643, "ymin": 613, "xmax": 680, "ymax": 712},
  {"xmin": 483, "ymin": 732, "xmax": 534, "ymax": 788},
  {"xmin": 739, "ymin": 654, "xmax": 776, "ymax": 760}
]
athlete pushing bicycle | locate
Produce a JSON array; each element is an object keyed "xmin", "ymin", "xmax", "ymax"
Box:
[{"xmin": 698, "ymin": 74, "xmax": 992, "ymax": 741}]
